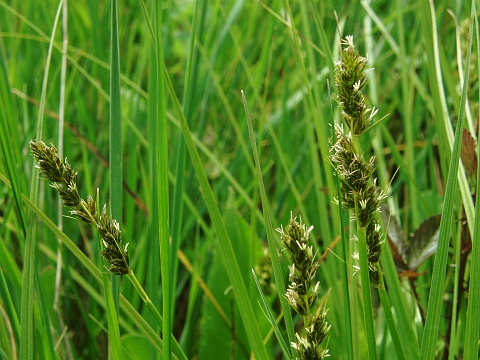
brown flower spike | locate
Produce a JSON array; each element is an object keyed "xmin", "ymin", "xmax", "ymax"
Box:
[{"xmin": 30, "ymin": 140, "xmax": 129, "ymax": 275}]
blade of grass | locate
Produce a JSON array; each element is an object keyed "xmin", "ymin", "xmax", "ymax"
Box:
[
  {"xmin": 52, "ymin": 0, "xmax": 71, "ymax": 357},
  {"xmin": 34, "ymin": 268, "xmax": 56, "ymax": 360},
  {"xmin": 448, "ymin": 208, "xmax": 463, "ymax": 360},
  {"xmin": 0, "ymin": 43, "xmax": 27, "ymax": 238},
  {"xmin": 20, "ymin": 2, "xmax": 64, "ymax": 358},
  {"xmin": 102, "ymin": 272, "xmax": 123, "ymax": 359},
  {"xmin": 380, "ymin": 239, "xmax": 420, "ymax": 359},
  {"xmin": 252, "ymin": 270, "xmax": 292, "ymax": 359},
  {"xmin": 109, "ymin": 0, "xmax": 122, "ymax": 255},
  {"xmin": 103, "ymin": 271, "xmax": 122, "ymax": 359},
  {"xmin": 463, "ymin": 9, "xmax": 480, "ymax": 359},
  {"xmin": 0, "ymin": 266, "xmax": 20, "ymax": 349},
  {"xmin": 418, "ymin": 0, "xmax": 475, "ymax": 239},
  {"xmin": 243, "ymin": 90, "xmax": 295, "ymax": 357},
  {"xmin": 170, "ymin": 0, "xmax": 204, "ymax": 319},
  {"xmin": 449, "ymin": 10, "xmax": 476, "ymax": 140},
  {"xmin": 164, "ymin": 63, "xmax": 270, "ymax": 359},
  {"xmin": 108, "ymin": 0, "xmax": 123, "ymax": 357},
  {"xmin": 419, "ymin": 3, "xmax": 474, "ymax": 358},
  {"xmin": 375, "ymin": 267, "xmax": 407, "ymax": 360},
  {"xmin": 146, "ymin": 4, "xmax": 162, "ymax": 353},
  {"xmin": 155, "ymin": 1, "xmax": 172, "ymax": 359}
]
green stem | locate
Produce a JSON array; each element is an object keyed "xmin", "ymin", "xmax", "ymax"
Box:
[
  {"xmin": 355, "ymin": 201, "xmax": 377, "ymax": 360},
  {"xmin": 79, "ymin": 199, "xmax": 97, "ymax": 223},
  {"xmin": 332, "ymin": 134, "xmax": 354, "ymax": 360}
]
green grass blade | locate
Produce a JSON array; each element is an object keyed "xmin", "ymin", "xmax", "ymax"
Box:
[
  {"xmin": 155, "ymin": 2, "xmax": 173, "ymax": 359},
  {"xmin": 139, "ymin": 3, "xmax": 169, "ymax": 357},
  {"xmin": 145, "ymin": 3, "xmax": 162, "ymax": 350},
  {"xmin": 19, "ymin": 220, "xmax": 36, "ymax": 360},
  {"xmin": 19, "ymin": 2, "xmax": 64, "ymax": 358},
  {"xmin": 109, "ymin": 0, "xmax": 122, "ymax": 243},
  {"xmin": 252, "ymin": 270, "xmax": 292, "ymax": 359},
  {"xmin": 381, "ymin": 242, "xmax": 420, "ymax": 359},
  {"xmin": 34, "ymin": 268, "xmax": 56, "ymax": 360},
  {"xmin": 164, "ymin": 64, "xmax": 270, "ymax": 359},
  {"xmin": 0, "ymin": 53, "xmax": 27, "ymax": 237},
  {"xmin": 0, "ymin": 266, "xmax": 20, "ymax": 344},
  {"xmin": 420, "ymin": 3, "xmax": 475, "ymax": 358},
  {"xmin": 108, "ymin": 0, "xmax": 123, "ymax": 357},
  {"xmin": 448, "ymin": 209, "xmax": 463, "ymax": 360},
  {"xmin": 463, "ymin": 8, "xmax": 480, "ymax": 359},
  {"xmin": 126, "ymin": 269, "xmax": 187, "ymax": 360},
  {"xmin": 376, "ymin": 271, "xmax": 407, "ymax": 360},
  {"xmin": 418, "ymin": 0, "xmax": 475, "ymax": 239},
  {"xmin": 170, "ymin": 0, "xmax": 203, "ymax": 319},
  {"xmin": 243, "ymin": 90, "xmax": 295, "ymax": 356},
  {"xmin": 102, "ymin": 273, "xmax": 123, "ymax": 359}
]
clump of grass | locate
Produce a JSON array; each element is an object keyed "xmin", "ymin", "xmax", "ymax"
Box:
[
  {"xmin": 277, "ymin": 213, "xmax": 330, "ymax": 359},
  {"xmin": 30, "ymin": 139, "xmax": 130, "ymax": 275}
]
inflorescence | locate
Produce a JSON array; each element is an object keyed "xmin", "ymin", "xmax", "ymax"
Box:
[
  {"xmin": 334, "ymin": 35, "xmax": 378, "ymax": 136},
  {"xmin": 277, "ymin": 214, "xmax": 330, "ymax": 359},
  {"xmin": 30, "ymin": 140, "xmax": 129, "ymax": 275},
  {"xmin": 330, "ymin": 35, "xmax": 386, "ymax": 286}
]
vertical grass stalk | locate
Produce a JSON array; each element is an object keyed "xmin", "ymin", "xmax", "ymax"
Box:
[
  {"xmin": 21, "ymin": 2, "xmax": 64, "ymax": 358},
  {"xmin": 463, "ymin": 10, "xmax": 480, "ymax": 359},
  {"xmin": 108, "ymin": 0, "xmax": 123, "ymax": 356},
  {"xmin": 154, "ymin": 1, "xmax": 172, "ymax": 359}
]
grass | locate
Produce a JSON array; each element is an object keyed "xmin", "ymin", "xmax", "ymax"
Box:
[{"xmin": 0, "ymin": 0, "xmax": 479, "ymax": 359}]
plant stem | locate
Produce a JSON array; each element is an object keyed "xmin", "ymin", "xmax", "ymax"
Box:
[{"xmin": 355, "ymin": 201, "xmax": 377, "ymax": 360}]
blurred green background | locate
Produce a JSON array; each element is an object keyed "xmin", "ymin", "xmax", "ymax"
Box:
[{"xmin": 0, "ymin": 0, "xmax": 478, "ymax": 359}]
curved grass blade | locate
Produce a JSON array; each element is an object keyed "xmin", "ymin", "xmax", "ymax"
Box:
[
  {"xmin": 463, "ymin": 8, "xmax": 480, "ymax": 359},
  {"xmin": 164, "ymin": 65, "xmax": 270, "ymax": 360},
  {"xmin": 420, "ymin": 3, "xmax": 475, "ymax": 358},
  {"xmin": 252, "ymin": 270, "xmax": 292, "ymax": 360},
  {"xmin": 243, "ymin": 90, "xmax": 295, "ymax": 356}
]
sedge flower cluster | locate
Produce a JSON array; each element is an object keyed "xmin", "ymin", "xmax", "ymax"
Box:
[
  {"xmin": 330, "ymin": 36, "xmax": 386, "ymax": 286},
  {"xmin": 30, "ymin": 140, "xmax": 129, "ymax": 275},
  {"xmin": 277, "ymin": 214, "xmax": 330, "ymax": 359}
]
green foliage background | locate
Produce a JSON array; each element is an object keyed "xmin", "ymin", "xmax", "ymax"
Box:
[{"xmin": 0, "ymin": 0, "xmax": 479, "ymax": 359}]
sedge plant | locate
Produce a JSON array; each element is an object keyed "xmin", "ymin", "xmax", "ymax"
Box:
[
  {"xmin": 330, "ymin": 35, "xmax": 386, "ymax": 286},
  {"xmin": 29, "ymin": 139, "xmax": 187, "ymax": 360},
  {"xmin": 329, "ymin": 35, "xmax": 390, "ymax": 360}
]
